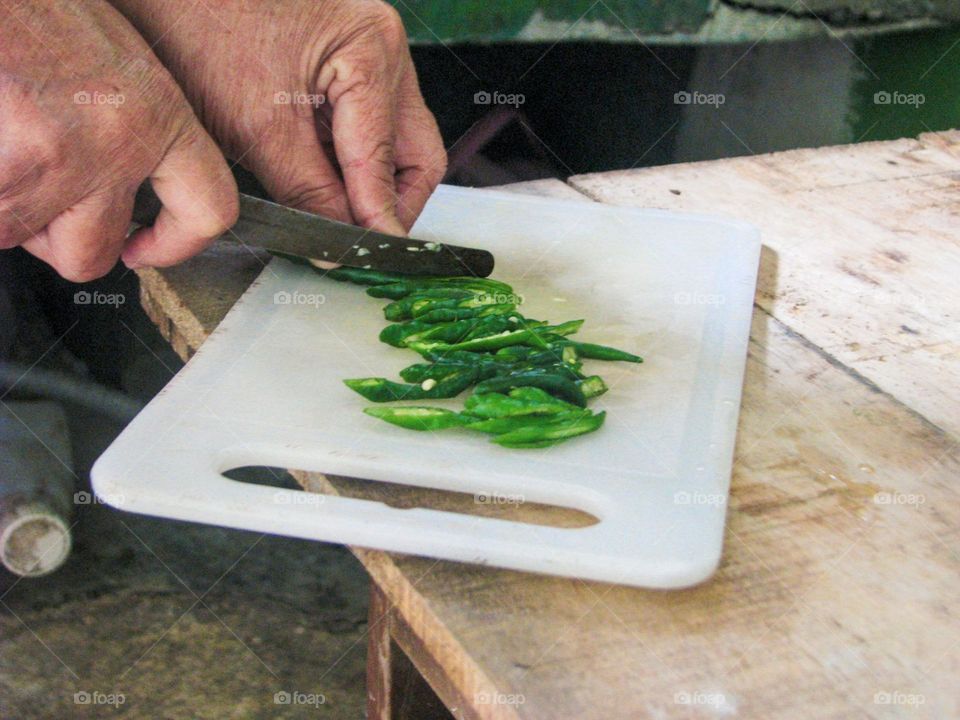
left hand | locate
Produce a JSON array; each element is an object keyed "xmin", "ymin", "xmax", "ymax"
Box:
[{"xmin": 110, "ymin": 0, "xmax": 447, "ymax": 236}]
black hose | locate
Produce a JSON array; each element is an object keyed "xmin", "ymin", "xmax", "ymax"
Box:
[{"xmin": 0, "ymin": 361, "xmax": 143, "ymax": 424}]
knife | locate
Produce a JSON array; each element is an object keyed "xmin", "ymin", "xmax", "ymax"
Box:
[{"xmin": 131, "ymin": 184, "xmax": 494, "ymax": 277}]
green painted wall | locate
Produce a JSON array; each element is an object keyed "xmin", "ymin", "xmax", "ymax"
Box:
[
  {"xmin": 396, "ymin": 0, "xmax": 712, "ymax": 43},
  {"xmin": 851, "ymin": 26, "xmax": 960, "ymax": 141}
]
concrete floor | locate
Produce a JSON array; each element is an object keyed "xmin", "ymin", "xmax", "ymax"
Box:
[{"xmin": 0, "ymin": 266, "xmax": 372, "ymax": 719}]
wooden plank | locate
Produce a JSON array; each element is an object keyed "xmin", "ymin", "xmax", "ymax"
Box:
[
  {"xmin": 341, "ymin": 309, "xmax": 960, "ymax": 720},
  {"xmin": 569, "ymin": 130, "xmax": 960, "ymax": 440},
  {"xmin": 135, "ymin": 169, "xmax": 960, "ymax": 718},
  {"xmin": 366, "ymin": 583, "xmax": 394, "ymax": 720}
]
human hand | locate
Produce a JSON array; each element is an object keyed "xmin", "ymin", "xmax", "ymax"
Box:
[
  {"xmin": 111, "ymin": 0, "xmax": 446, "ymax": 236},
  {"xmin": 0, "ymin": 0, "xmax": 237, "ymax": 280}
]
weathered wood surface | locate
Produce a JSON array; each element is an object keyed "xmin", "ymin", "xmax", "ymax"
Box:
[
  {"xmin": 136, "ymin": 154, "xmax": 960, "ymax": 719},
  {"xmin": 571, "ymin": 130, "xmax": 960, "ymax": 441}
]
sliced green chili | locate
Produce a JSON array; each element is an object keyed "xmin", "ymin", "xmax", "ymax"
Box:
[{"xmin": 363, "ymin": 406, "xmax": 469, "ymax": 431}]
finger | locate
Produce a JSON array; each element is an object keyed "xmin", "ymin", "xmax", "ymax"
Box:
[
  {"xmin": 0, "ymin": 183, "xmax": 80, "ymax": 252},
  {"xmin": 122, "ymin": 124, "xmax": 238, "ymax": 268},
  {"xmin": 243, "ymin": 116, "xmax": 352, "ymax": 222},
  {"xmin": 20, "ymin": 186, "xmax": 134, "ymax": 282},
  {"xmin": 324, "ymin": 55, "xmax": 405, "ymax": 235},
  {"xmin": 393, "ymin": 70, "xmax": 446, "ymax": 232}
]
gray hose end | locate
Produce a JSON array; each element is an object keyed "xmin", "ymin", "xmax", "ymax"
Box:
[{"xmin": 0, "ymin": 502, "xmax": 72, "ymax": 577}]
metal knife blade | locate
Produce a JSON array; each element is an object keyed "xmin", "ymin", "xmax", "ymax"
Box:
[{"xmin": 131, "ymin": 184, "xmax": 494, "ymax": 277}]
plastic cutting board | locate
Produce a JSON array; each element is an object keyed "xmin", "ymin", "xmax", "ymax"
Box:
[{"xmin": 93, "ymin": 185, "xmax": 760, "ymax": 589}]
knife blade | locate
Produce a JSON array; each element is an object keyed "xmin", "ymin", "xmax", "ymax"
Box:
[{"xmin": 131, "ymin": 184, "xmax": 494, "ymax": 277}]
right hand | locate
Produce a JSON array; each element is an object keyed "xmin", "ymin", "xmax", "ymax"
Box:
[{"xmin": 0, "ymin": 0, "xmax": 238, "ymax": 281}]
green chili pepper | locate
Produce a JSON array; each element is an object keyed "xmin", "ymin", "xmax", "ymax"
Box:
[
  {"xmin": 384, "ymin": 289, "xmax": 475, "ymax": 321},
  {"xmin": 464, "ymin": 390, "xmax": 579, "ymax": 419},
  {"xmin": 399, "ymin": 358, "xmax": 503, "ymax": 383},
  {"xmin": 269, "ymin": 251, "xmax": 313, "ymax": 267},
  {"xmin": 363, "ymin": 406, "xmax": 469, "ymax": 431},
  {"xmin": 492, "ymin": 411, "xmax": 606, "ymax": 447},
  {"xmin": 494, "ymin": 439, "xmax": 562, "ymax": 449},
  {"xmin": 473, "ymin": 372, "xmax": 587, "ymax": 407},
  {"xmin": 326, "ymin": 267, "xmax": 413, "ymax": 286},
  {"xmin": 425, "ymin": 277, "xmax": 514, "ymax": 295},
  {"xmin": 317, "ymin": 264, "xmax": 640, "ymax": 448},
  {"xmin": 465, "ymin": 415, "xmax": 582, "ymax": 435},
  {"xmin": 398, "ymin": 363, "xmax": 464, "ymax": 384},
  {"xmin": 437, "ymin": 326, "xmax": 551, "ymax": 353},
  {"xmin": 563, "ymin": 341, "xmax": 643, "ymax": 363},
  {"xmin": 415, "ymin": 302, "xmax": 517, "ymax": 324},
  {"xmin": 379, "ymin": 320, "xmax": 436, "ymax": 347},
  {"xmin": 461, "ymin": 315, "xmax": 516, "ymax": 341},
  {"xmin": 494, "ymin": 345, "xmax": 535, "ymax": 362},
  {"xmin": 344, "ymin": 368, "xmax": 479, "ymax": 402},
  {"xmin": 535, "ymin": 319, "xmax": 584, "ymax": 337},
  {"xmin": 409, "ymin": 296, "xmax": 463, "ymax": 317},
  {"xmin": 368, "ymin": 277, "xmax": 513, "ymax": 300},
  {"xmin": 578, "ymin": 375, "xmax": 608, "ymax": 399},
  {"xmin": 414, "ymin": 306, "xmax": 485, "ymax": 324},
  {"xmin": 367, "ymin": 282, "xmax": 418, "ymax": 299}
]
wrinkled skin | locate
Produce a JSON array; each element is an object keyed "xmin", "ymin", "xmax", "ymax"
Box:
[
  {"xmin": 0, "ymin": 0, "xmax": 238, "ymax": 280},
  {"xmin": 110, "ymin": 0, "xmax": 447, "ymax": 236},
  {"xmin": 1, "ymin": 0, "xmax": 444, "ymax": 281}
]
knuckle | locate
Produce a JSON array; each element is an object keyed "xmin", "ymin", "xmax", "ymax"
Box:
[
  {"xmin": 331, "ymin": 59, "xmax": 380, "ymax": 95},
  {"xmin": 57, "ymin": 258, "xmax": 115, "ymax": 283},
  {"xmin": 369, "ymin": 3, "xmax": 407, "ymax": 46},
  {"xmin": 342, "ymin": 140, "xmax": 395, "ymax": 175}
]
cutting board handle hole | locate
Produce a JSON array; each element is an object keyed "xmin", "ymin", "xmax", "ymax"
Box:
[{"xmin": 225, "ymin": 466, "xmax": 599, "ymax": 529}]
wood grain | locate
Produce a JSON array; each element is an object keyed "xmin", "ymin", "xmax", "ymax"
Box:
[
  {"xmin": 570, "ymin": 130, "xmax": 960, "ymax": 441},
  {"xmin": 136, "ymin": 161, "xmax": 960, "ymax": 719}
]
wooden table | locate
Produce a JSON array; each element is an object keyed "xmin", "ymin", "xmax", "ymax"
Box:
[{"xmin": 136, "ymin": 131, "xmax": 960, "ymax": 720}]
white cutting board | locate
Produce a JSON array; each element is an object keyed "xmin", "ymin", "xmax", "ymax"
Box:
[{"xmin": 93, "ymin": 185, "xmax": 760, "ymax": 589}]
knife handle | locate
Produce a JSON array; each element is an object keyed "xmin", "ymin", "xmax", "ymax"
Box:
[{"xmin": 131, "ymin": 183, "xmax": 163, "ymax": 226}]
